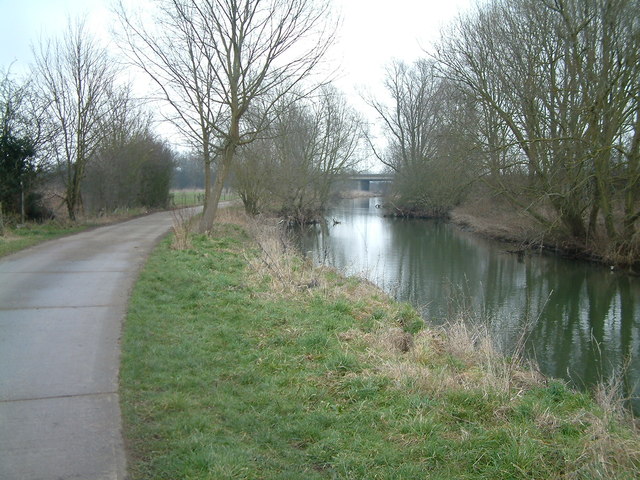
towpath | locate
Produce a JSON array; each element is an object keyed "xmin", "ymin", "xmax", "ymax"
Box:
[{"xmin": 0, "ymin": 209, "xmax": 198, "ymax": 479}]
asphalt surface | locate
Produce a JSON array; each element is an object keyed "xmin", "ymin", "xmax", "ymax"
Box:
[{"xmin": 0, "ymin": 210, "xmax": 191, "ymax": 480}]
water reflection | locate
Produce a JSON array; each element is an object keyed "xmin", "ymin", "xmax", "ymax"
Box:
[{"xmin": 300, "ymin": 197, "xmax": 640, "ymax": 413}]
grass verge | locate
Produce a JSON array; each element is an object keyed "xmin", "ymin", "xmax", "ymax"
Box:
[
  {"xmin": 0, "ymin": 221, "xmax": 87, "ymax": 257},
  {"xmin": 0, "ymin": 207, "xmax": 153, "ymax": 258},
  {"xmin": 121, "ymin": 214, "xmax": 640, "ymax": 479},
  {"xmin": 170, "ymin": 189, "xmax": 239, "ymax": 207}
]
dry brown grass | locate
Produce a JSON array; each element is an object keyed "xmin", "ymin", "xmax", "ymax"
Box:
[
  {"xmin": 571, "ymin": 415, "xmax": 640, "ymax": 479},
  {"xmin": 451, "ymin": 194, "xmax": 545, "ymax": 246},
  {"xmin": 214, "ymin": 206, "xmax": 250, "ymax": 227},
  {"xmin": 349, "ymin": 317, "xmax": 546, "ymax": 399},
  {"xmin": 244, "ymin": 217, "xmax": 327, "ymax": 297},
  {"xmin": 170, "ymin": 208, "xmax": 195, "ymax": 250}
]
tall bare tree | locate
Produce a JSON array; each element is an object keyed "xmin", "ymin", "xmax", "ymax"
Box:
[
  {"xmin": 33, "ymin": 20, "xmax": 118, "ymax": 221},
  {"xmin": 308, "ymin": 85, "xmax": 366, "ymax": 209},
  {"xmin": 366, "ymin": 60, "xmax": 443, "ymax": 173},
  {"xmin": 366, "ymin": 60, "xmax": 472, "ymax": 216},
  {"xmin": 116, "ymin": 0, "xmax": 336, "ymax": 233}
]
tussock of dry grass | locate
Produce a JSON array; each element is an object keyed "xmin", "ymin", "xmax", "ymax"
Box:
[
  {"xmin": 214, "ymin": 206, "xmax": 250, "ymax": 226},
  {"xmin": 170, "ymin": 208, "xmax": 194, "ymax": 250},
  {"xmin": 348, "ymin": 319, "xmax": 545, "ymax": 398},
  {"xmin": 245, "ymin": 218, "xmax": 331, "ymax": 298}
]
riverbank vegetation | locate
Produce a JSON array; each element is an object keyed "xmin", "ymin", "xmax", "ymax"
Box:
[
  {"xmin": 370, "ymin": 0, "xmax": 640, "ymax": 269},
  {"xmin": 232, "ymin": 86, "xmax": 367, "ymax": 224},
  {"xmin": 121, "ymin": 211, "xmax": 639, "ymax": 479}
]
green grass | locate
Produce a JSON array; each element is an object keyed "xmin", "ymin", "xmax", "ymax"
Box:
[
  {"xmin": 170, "ymin": 189, "xmax": 206, "ymax": 207},
  {"xmin": 0, "ymin": 222, "xmax": 87, "ymax": 257},
  {"xmin": 121, "ymin": 223, "xmax": 640, "ymax": 479},
  {"xmin": 0, "ymin": 206, "xmax": 151, "ymax": 257},
  {"xmin": 170, "ymin": 189, "xmax": 239, "ymax": 207}
]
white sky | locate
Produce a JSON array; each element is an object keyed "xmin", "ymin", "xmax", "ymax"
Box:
[
  {"xmin": 0, "ymin": 0, "xmax": 474, "ymax": 149},
  {"xmin": 331, "ymin": 0, "xmax": 473, "ymax": 95}
]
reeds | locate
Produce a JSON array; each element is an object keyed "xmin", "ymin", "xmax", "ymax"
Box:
[
  {"xmin": 170, "ymin": 208, "xmax": 194, "ymax": 250},
  {"xmin": 245, "ymin": 217, "xmax": 324, "ymax": 296}
]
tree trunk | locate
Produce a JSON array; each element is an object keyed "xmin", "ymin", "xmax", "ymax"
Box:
[
  {"xmin": 202, "ymin": 134, "xmax": 213, "ymax": 206},
  {"xmin": 199, "ymin": 143, "xmax": 235, "ymax": 234},
  {"xmin": 66, "ymin": 186, "xmax": 77, "ymax": 221},
  {"xmin": 561, "ymin": 208, "xmax": 587, "ymax": 243},
  {"xmin": 587, "ymin": 187, "xmax": 599, "ymax": 238}
]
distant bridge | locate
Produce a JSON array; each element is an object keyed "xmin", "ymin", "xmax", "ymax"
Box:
[{"xmin": 346, "ymin": 173, "xmax": 394, "ymax": 191}]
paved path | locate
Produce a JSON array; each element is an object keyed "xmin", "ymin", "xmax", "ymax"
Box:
[{"xmin": 0, "ymin": 210, "xmax": 192, "ymax": 480}]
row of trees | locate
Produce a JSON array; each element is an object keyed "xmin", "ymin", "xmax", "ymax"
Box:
[
  {"xmin": 4, "ymin": 0, "xmax": 369, "ymax": 228},
  {"xmin": 1, "ymin": 20, "xmax": 175, "ymax": 224},
  {"xmin": 373, "ymin": 0, "xmax": 640, "ymax": 260}
]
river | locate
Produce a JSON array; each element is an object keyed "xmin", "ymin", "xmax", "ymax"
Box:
[{"xmin": 298, "ymin": 197, "xmax": 640, "ymax": 414}]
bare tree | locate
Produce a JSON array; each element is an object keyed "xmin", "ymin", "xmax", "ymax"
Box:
[
  {"xmin": 233, "ymin": 86, "xmax": 365, "ymax": 221},
  {"xmin": 306, "ymin": 85, "xmax": 365, "ymax": 209},
  {"xmin": 33, "ymin": 19, "xmax": 118, "ymax": 221},
  {"xmin": 366, "ymin": 60, "xmax": 443, "ymax": 173},
  {"xmin": 116, "ymin": 0, "xmax": 336, "ymax": 233},
  {"xmin": 366, "ymin": 60, "xmax": 472, "ymax": 216}
]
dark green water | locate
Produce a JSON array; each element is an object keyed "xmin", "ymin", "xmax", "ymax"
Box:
[{"xmin": 300, "ymin": 197, "xmax": 640, "ymax": 414}]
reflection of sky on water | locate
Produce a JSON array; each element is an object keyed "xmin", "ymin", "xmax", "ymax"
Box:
[{"xmin": 301, "ymin": 197, "xmax": 640, "ymax": 414}]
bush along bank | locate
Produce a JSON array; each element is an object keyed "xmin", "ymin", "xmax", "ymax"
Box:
[{"xmin": 121, "ymin": 213, "xmax": 640, "ymax": 479}]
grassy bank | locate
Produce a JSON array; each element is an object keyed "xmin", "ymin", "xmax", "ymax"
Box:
[
  {"xmin": 121, "ymin": 213, "xmax": 639, "ymax": 479},
  {"xmin": 0, "ymin": 207, "xmax": 153, "ymax": 258},
  {"xmin": 0, "ymin": 221, "xmax": 87, "ymax": 257}
]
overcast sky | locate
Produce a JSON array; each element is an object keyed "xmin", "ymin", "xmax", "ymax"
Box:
[
  {"xmin": 1, "ymin": 0, "xmax": 473, "ymax": 84},
  {"xmin": 0, "ymin": 0, "xmax": 474, "ymax": 150}
]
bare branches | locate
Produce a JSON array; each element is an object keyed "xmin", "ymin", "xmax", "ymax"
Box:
[
  {"xmin": 33, "ymin": 19, "xmax": 119, "ymax": 221},
  {"xmin": 115, "ymin": 0, "xmax": 337, "ymax": 233},
  {"xmin": 434, "ymin": 0, "xmax": 640, "ymax": 249},
  {"xmin": 364, "ymin": 59, "xmax": 473, "ymax": 216},
  {"xmin": 233, "ymin": 86, "xmax": 366, "ymax": 220}
]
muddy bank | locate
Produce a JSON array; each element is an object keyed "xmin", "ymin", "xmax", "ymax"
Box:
[
  {"xmin": 380, "ymin": 196, "xmax": 635, "ymax": 270},
  {"xmin": 449, "ymin": 199, "xmax": 634, "ymax": 271}
]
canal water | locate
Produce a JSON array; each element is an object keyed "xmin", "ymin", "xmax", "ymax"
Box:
[{"xmin": 299, "ymin": 197, "xmax": 640, "ymax": 413}]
